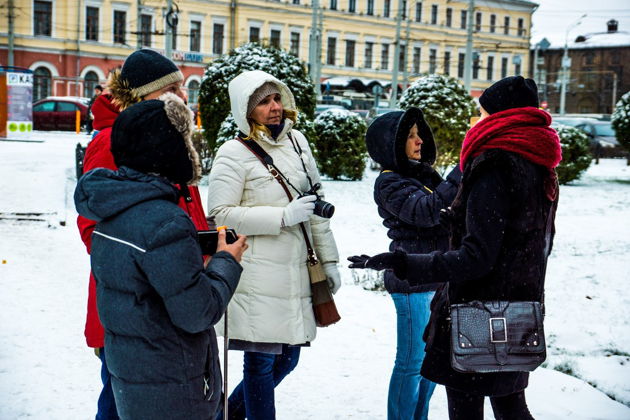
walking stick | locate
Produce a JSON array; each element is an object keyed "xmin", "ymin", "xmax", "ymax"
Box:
[{"xmin": 223, "ymin": 308, "xmax": 229, "ymax": 419}]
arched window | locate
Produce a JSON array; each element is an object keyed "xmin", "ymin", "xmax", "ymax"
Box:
[
  {"xmin": 84, "ymin": 71, "xmax": 100, "ymax": 98},
  {"xmin": 188, "ymin": 80, "xmax": 200, "ymax": 105},
  {"xmin": 33, "ymin": 67, "xmax": 52, "ymax": 102}
]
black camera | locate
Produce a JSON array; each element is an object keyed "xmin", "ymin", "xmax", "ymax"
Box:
[{"xmin": 300, "ymin": 183, "xmax": 335, "ymax": 219}]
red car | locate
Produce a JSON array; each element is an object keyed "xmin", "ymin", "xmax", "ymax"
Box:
[{"xmin": 33, "ymin": 96, "xmax": 90, "ymax": 131}]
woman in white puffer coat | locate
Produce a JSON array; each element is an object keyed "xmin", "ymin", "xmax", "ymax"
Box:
[{"xmin": 207, "ymin": 70, "xmax": 341, "ymax": 419}]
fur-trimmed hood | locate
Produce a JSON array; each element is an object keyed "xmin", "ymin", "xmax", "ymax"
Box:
[
  {"xmin": 110, "ymin": 92, "xmax": 201, "ymax": 185},
  {"xmin": 228, "ymin": 70, "xmax": 296, "ymax": 136}
]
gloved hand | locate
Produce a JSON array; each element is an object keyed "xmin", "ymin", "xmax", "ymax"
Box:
[
  {"xmin": 282, "ymin": 195, "xmax": 316, "ymax": 227},
  {"xmin": 439, "ymin": 207, "xmax": 455, "ymax": 230},
  {"xmin": 323, "ymin": 262, "xmax": 341, "ymax": 294},
  {"xmin": 347, "ymin": 251, "xmax": 407, "ymax": 278}
]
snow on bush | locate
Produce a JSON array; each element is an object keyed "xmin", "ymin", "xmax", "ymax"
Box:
[
  {"xmin": 199, "ymin": 43, "xmax": 316, "ymax": 155},
  {"xmin": 611, "ymin": 90, "xmax": 630, "ymax": 163},
  {"xmin": 555, "ymin": 125, "xmax": 592, "ymax": 184},
  {"xmin": 399, "ymin": 74, "xmax": 477, "ymax": 168},
  {"xmin": 313, "ymin": 108, "xmax": 368, "ymax": 180}
]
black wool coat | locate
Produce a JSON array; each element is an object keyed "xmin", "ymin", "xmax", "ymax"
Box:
[
  {"xmin": 366, "ymin": 108, "xmax": 461, "ymax": 294},
  {"xmin": 401, "ymin": 149, "xmax": 558, "ymax": 396}
]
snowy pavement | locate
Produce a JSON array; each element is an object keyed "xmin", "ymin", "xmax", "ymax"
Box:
[{"xmin": 1, "ymin": 132, "xmax": 629, "ymax": 419}]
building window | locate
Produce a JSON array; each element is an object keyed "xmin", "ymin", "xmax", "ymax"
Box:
[
  {"xmin": 518, "ymin": 18, "xmax": 525, "ymax": 36},
  {"xmin": 188, "ymin": 80, "xmax": 200, "ymax": 104},
  {"xmin": 290, "ymin": 32, "xmax": 300, "ymax": 57},
  {"xmin": 86, "ymin": 7, "xmax": 99, "ymax": 41},
  {"xmin": 330, "ymin": 0, "xmax": 337, "ymax": 10},
  {"xmin": 514, "ymin": 61, "xmax": 521, "ymax": 76},
  {"xmin": 583, "ymin": 52, "xmax": 594, "ymax": 65},
  {"xmin": 490, "ymin": 14, "xmax": 496, "ymax": 33},
  {"xmin": 610, "ymin": 50, "xmax": 620, "ymax": 64},
  {"xmin": 367, "ymin": 0, "xmax": 374, "ymax": 16},
  {"xmin": 504, "ymin": 16, "xmax": 510, "ymax": 35},
  {"xmin": 249, "ymin": 27, "xmax": 260, "ymax": 43},
  {"xmin": 475, "ymin": 12, "xmax": 481, "ymax": 32},
  {"xmin": 327, "ymin": 37, "xmax": 337, "ymax": 65},
  {"xmin": 113, "ymin": 11, "xmax": 126, "ymax": 44},
  {"xmin": 349, "ymin": 0, "xmax": 356, "ymax": 13},
  {"xmin": 415, "ymin": 2, "xmax": 422, "ymax": 22},
  {"xmin": 83, "ymin": 71, "xmax": 99, "ymax": 97},
  {"xmin": 190, "ymin": 21, "xmax": 201, "ymax": 52},
  {"xmin": 33, "ymin": 67, "xmax": 52, "ymax": 102},
  {"xmin": 365, "ymin": 42, "xmax": 373, "ymax": 68},
  {"xmin": 413, "ymin": 47, "xmax": 421, "ymax": 74},
  {"xmin": 399, "ymin": 45, "xmax": 406, "ymax": 69},
  {"xmin": 140, "ymin": 14, "xmax": 152, "ymax": 47},
  {"xmin": 443, "ymin": 51, "xmax": 451, "ymax": 75},
  {"xmin": 446, "ymin": 8, "xmax": 452, "ymax": 27},
  {"xmin": 431, "ymin": 5, "xmax": 438, "ymax": 25},
  {"xmin": 170, "ymin": 19, "xmax": 178, "ymax": 50},
  {"xmin": 345, "ymin": 40, "xmax": 356, "ymax": 67},
  {"xmin": 293, "ymin": 0, "xmax": 300, "ymax": 4},
  {"xmin": 381, "ymin": 44, "xmax": 389, "ymax": 70},
  {"xmin": 486, "ymin": 56, "xmax": 494, "ymax": 80},
  {"xmin": 460, "ymin": 10, "xmax": 467, "ymax": 29},
  {"xmin": 472, "ymin": 52, "xmax": 480, "ymax": 79},
  {"xmin": 34, "ymin": 1, "xmax": 52, "ymax": 36},
  {"xmin": 270, "ymin": 29, "xmax": 281, "ymax": 49},
  {"xmin": 402, "ymin": 0, "xmax": 407, "ymax": 19},
  {"xmin": 384, "ymin": 0, "xmax": 391, "ymax": 18},
  {"xmin": 213, "ymin": 24, "xmax": 224, "ymax": 54},
  {"xmin": 458, "ymin": 52, "xmax": 465, "ymax": 78},
  {"xmin": 501, "ymin": 57, "xmax": 508, "ymax": 78},
  {"xmin": 429, "ymin": 48, "xmax": 437, "ymax": 74}
]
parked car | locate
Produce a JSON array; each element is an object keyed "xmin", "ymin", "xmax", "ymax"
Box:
[
  {"xmin": 33, "ymin": 96, "xmax": 90, "ymax": 131},
  {"xmin": 350, "ymin": 109, "xmax": 370, "ymax": 121},
  {"xmin": 575, "ymin": 120, "xmax": 626, "ymax": 159},
  {"xmin": 315, "ymin": 104, "xmax": 346, "ymax": 117}
]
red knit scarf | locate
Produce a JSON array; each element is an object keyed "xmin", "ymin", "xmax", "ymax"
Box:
[{"xmin": 460, "ymin": 107, "xmax": 562, "ymax": 200}]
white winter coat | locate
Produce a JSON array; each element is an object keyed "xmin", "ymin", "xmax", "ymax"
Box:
[{"xmin": 207, "ymin": 71, "xmax": 339, "ymax": 345}]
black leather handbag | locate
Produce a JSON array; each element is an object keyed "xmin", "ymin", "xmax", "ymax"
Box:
[{"xmin": 449, "ymin": 300, "xmax": 546, "ymax": 373}]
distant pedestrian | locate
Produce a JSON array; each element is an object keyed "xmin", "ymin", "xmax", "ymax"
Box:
[
  {"xmin": 350, "ymin": 76, "xmax": 562, "ymax": 420},
  {"xmin": 86, "ymin": 84, "xmax": 103, "ymax": 135},
  {"xmin": 365, "ymin": 107, "xmax": 461, "ymax": 420},
  {"xmin": 74, "ymin": 93, "xmax": 247, "ymax": 419}
]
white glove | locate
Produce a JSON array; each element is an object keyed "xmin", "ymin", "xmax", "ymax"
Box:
[
  {"xmin": 323, "ymin": 262, "xmax": 341, "ymax": 294},
  {"xmin": 282, "ymin": 195, "xmax": 316, "ymax": 227}
]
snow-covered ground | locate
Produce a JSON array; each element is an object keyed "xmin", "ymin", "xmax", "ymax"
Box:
[{"xmin": 1, "ymin": 131, "xmax": 629, "ymax": 419}]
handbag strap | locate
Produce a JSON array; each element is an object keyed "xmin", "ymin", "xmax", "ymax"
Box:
[{"xmin": 235, "ymin": 136, "xmax": 319, "ymax": 265}]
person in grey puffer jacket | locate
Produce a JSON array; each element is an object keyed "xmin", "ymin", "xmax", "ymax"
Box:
[
  {"xmin": 365, "ymin": 107, "xmax": 461, "ymax": 420},
  {"xmin": 74, "ymin": 92, "xmax": 248, "ymax": 420}
]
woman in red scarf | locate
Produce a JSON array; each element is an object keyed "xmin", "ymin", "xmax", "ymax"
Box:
[{"xmin": 350, "ymin": 76, "xmax": 561, "ymax": 419}]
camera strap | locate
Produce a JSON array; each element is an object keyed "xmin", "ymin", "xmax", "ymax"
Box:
[{"xmin": 235, "ymin": 136, "xmax": 319, "ymax": 264}]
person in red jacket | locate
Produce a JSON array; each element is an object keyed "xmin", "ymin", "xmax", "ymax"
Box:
[{"xmin": 77, "ymin": 49, "xmax": 210, "ymax": 420}]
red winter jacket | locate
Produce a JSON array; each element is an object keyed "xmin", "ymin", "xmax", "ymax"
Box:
[{"xmin": 77, "ymin": 94, "xmax": 210, "ymax": 348}]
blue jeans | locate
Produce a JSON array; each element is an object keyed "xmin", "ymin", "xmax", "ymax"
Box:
[
  {"xmin": 388, "ymin": 292, "xmax": 437, "ymax": 420},
  {"xmin": 96, "ymin": 347, "xmax": 119, "ymax": 420},
  {"xmin": 223, "ymin": 345, "xmax": 300, "ymax": 420}
]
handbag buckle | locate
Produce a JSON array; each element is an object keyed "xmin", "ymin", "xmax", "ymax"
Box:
[{"xmin": 489, "ymin": 317, "xmax": 507, "ymax": 343}]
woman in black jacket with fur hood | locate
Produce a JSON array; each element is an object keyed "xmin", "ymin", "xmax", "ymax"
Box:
[{"xmin": 366, "ymin": 107, "xmax": 461, "ymax": 420}]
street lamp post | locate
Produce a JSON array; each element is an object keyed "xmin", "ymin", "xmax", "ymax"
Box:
[{"xmin": 559, "ymin": 14, "xmax": 586, "ymax": 115}]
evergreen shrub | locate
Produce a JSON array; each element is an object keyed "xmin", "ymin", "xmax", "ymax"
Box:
[
  {"xmin": 611, "ymin": 91, "xmax": 630, "ymax": 164},
  {"xmin": 313, "ymin": 109, "xmax": 368, "ymax": 180},
  {"xmin": 399, "ymin": 74, "xmax": 477, "ymax": 168},
  {"xmin": 555, "ymin": 125, "xmax": 592, "ymax": 184}
]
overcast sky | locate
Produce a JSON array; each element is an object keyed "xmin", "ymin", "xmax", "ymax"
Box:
[{"xmin": 530, "ymin": 0, "xmax": 630, "ymax": 47}]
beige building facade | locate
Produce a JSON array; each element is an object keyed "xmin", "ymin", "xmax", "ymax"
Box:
[{"xmin": 0, "ymin": 0, "xmax": 536, "ymax": 102}]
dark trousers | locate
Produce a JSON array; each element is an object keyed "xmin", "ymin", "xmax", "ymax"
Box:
[
  {"xmin": 446, "ymin": 387, "xmax": 534, "ymax": 420},
  {"xmin": 96, "ymin": 347, "xmax": 119, "ymax": 420},
  {"xmin": 222, "ymin": 345, "xmax": 300, "ymax": 420}
]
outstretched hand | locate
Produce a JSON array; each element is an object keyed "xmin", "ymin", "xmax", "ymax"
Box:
[{"xmin": 347, "ymin": 251, "xmax": 407, "ymax": 273}]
